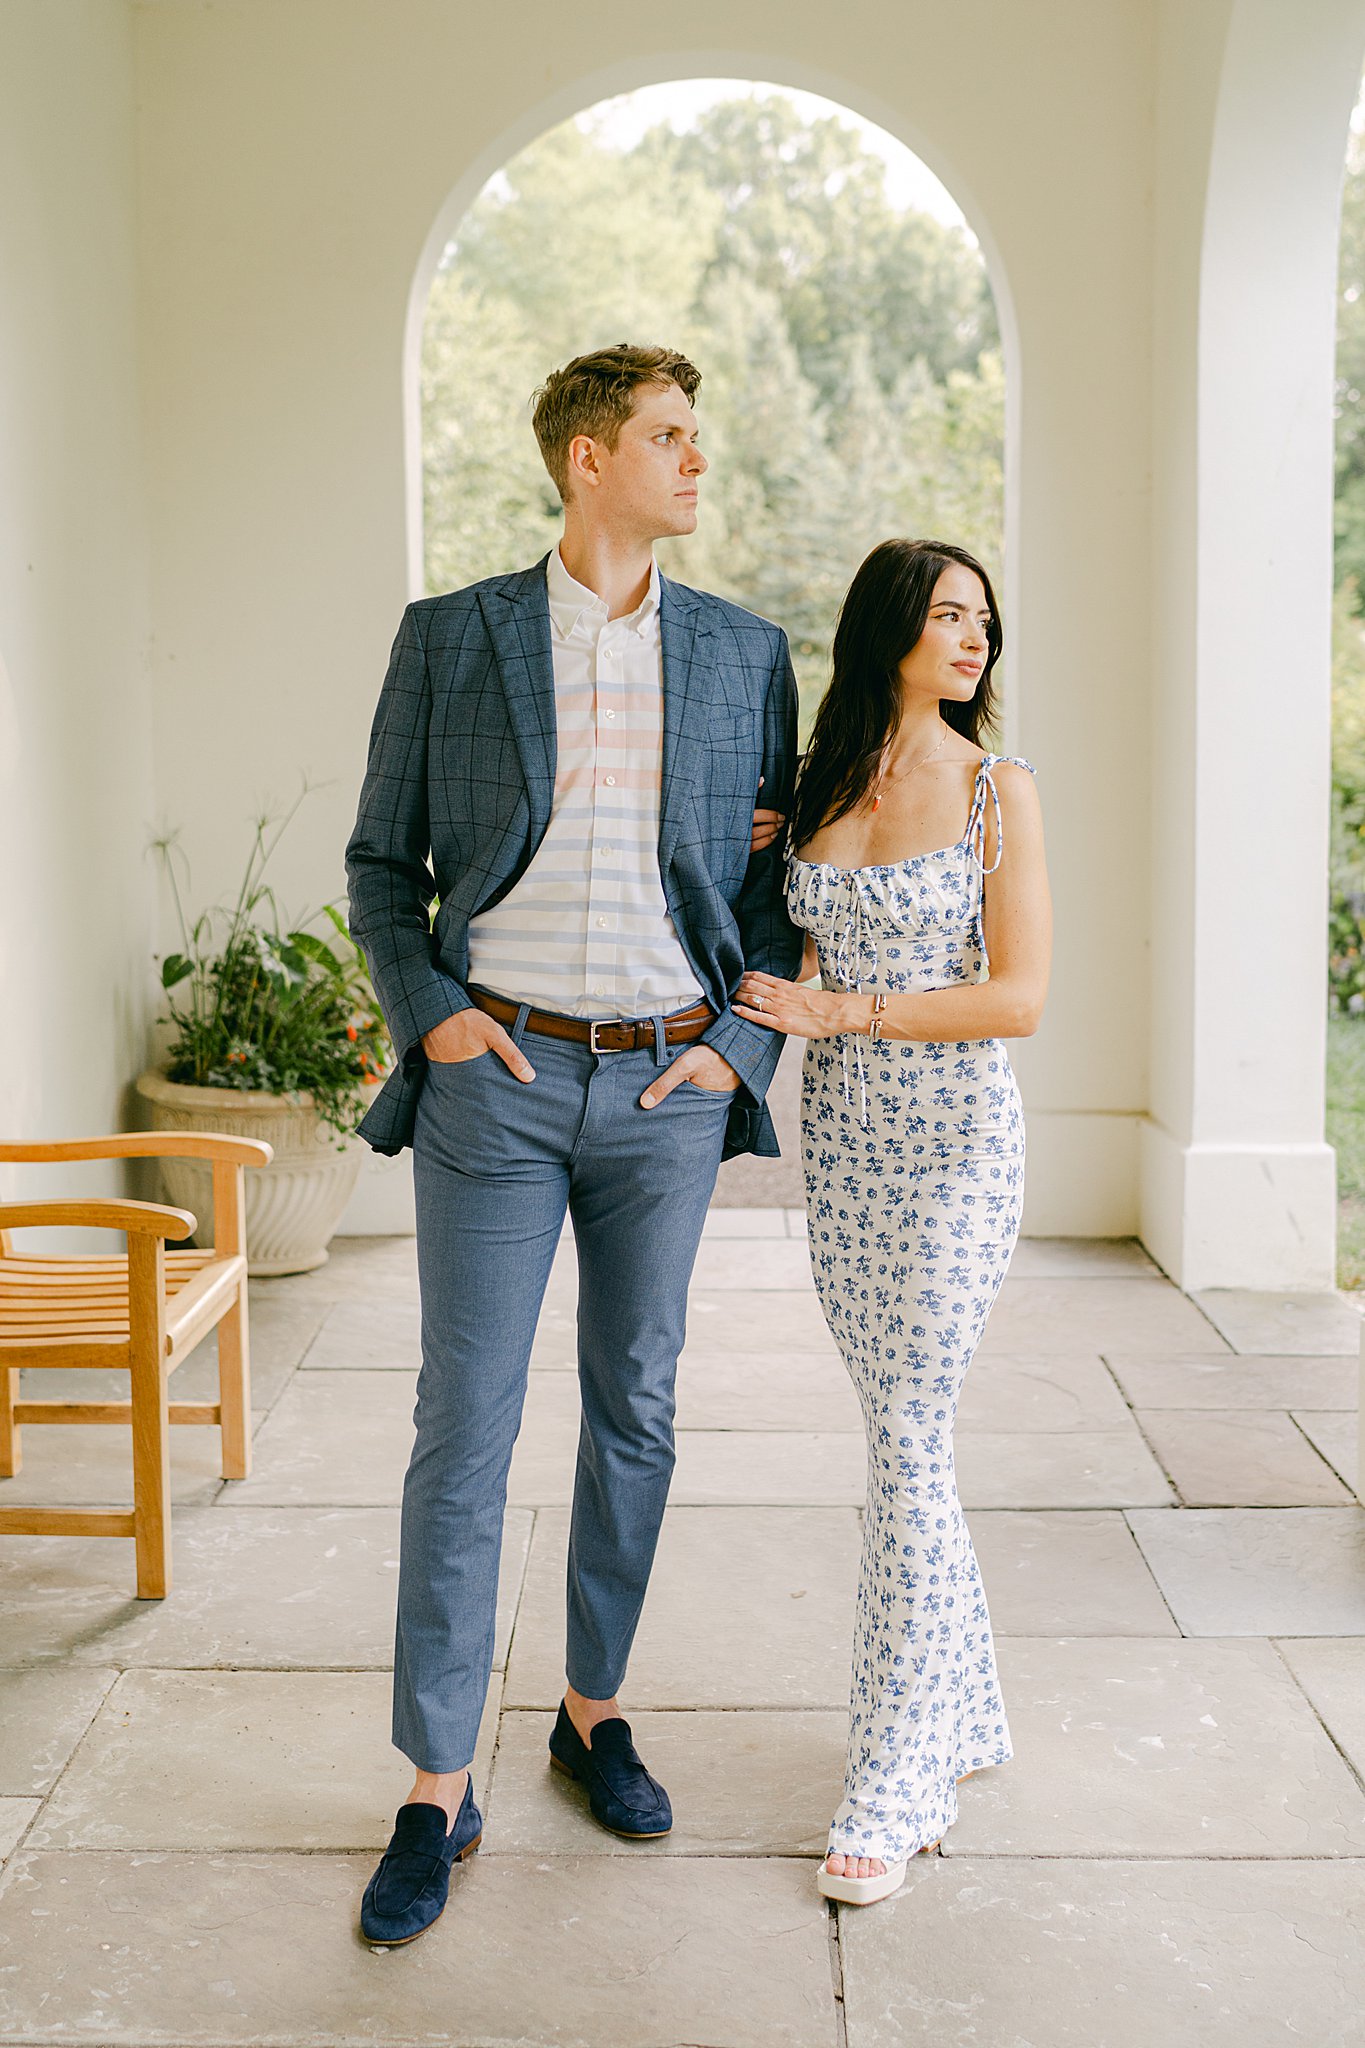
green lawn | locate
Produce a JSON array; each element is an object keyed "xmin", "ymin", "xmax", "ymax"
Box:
[{"xmin": 1327, "ymin": 1011, "xmax": 1365, "ymax": 1287}]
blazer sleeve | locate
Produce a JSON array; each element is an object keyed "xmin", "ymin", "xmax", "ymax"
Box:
[
  {"xmin": 700, "ymin": 627, "xmax": 804, "ymax": 1101},
  {"xmin": 345, "ymin": 603, "xmax": 471, "ymax": 1066}
]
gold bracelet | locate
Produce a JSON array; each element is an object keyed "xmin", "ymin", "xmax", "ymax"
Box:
[{"xmin": 866, "ymin": 992, "xmax": 887, "ymax": 1038}]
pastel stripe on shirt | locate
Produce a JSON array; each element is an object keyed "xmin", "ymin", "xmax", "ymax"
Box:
[{"xmin": 465, "ymin": 546, "xmax": 705, "ymax": 1020}]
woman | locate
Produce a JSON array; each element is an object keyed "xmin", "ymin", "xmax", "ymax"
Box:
[{"xmin": 736, "ymin": 538, "xmax": 1052, "ymax": 1907}]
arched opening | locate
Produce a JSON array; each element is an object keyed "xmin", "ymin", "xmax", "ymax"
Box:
[{"xmin": 404, "ymin": 73, "xmax": 1015, "ymax": 742}]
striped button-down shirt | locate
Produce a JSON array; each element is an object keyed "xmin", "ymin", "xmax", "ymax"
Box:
[{"xmin": 465, "ymin": 547, "xmax": 705, "ymax": 1019}]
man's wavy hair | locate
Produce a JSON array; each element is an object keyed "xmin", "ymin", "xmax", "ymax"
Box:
[{"xmin": 531, "ymin": 343, "xmax": 701, "ymax": 502}]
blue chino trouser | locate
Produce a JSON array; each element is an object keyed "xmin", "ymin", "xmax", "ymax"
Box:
[{"xmin": 394, "ymin": 1007, "xmax": 733, "ymax": 1772}]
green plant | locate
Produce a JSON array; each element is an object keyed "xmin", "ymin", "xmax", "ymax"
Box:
[{"xmin": 153, "ymin": 788, "xmax": 390, "ymax": 1142}]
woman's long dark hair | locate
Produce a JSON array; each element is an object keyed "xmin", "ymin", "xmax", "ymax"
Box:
[{"xmin": 789, "ymin": 538, "xmax": 1003, "ymax": 851}]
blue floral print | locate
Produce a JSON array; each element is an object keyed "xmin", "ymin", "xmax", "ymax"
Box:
[{"xmin": 787, "ymin": 754, "xmax": 1035, "ymax": 1864}]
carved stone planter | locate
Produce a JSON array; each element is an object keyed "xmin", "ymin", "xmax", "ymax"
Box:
[{"xmin": 135, "ymin": 1069, "xmax": 373, "ymax": 1276}]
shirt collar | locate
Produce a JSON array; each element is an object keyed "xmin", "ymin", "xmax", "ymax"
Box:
[{"xmin": 546, "ymin": 546, "xmax": 660, "ymax": 639}]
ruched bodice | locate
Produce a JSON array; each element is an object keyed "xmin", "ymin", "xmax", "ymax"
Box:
[{"xmin": 786, "ymin": 754, "xmax": 1033, "ymax": 1122}]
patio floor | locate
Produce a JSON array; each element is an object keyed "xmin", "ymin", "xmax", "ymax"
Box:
[{"xmin": 1, "ymin": 1217, "xmax": 1363, "ymax": 2046}]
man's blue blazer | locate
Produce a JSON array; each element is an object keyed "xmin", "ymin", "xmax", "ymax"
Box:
[{"xmin": 345, "ymin": 555, "xmax": 804, "ymax": 1159}]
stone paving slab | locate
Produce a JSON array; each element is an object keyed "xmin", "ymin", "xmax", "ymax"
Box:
[
  {"xmin": 978, "ymin": 1278, "xmax": 1226, "ymax": 1354},
  {"xmin": 0, "ymin": 1851, "xmax": 837, "ymax": 2047},
  {"xmin": 1292, "ymin": 1410, "xmax": 1358, "ymax": 1490},
  {"xmin": 251, "ymin": 1233, "xmax": 421, "ymax": 1304},
  {"xmin": 505, "ymin": 1505, "xmax": 860, "ymax": 1708},
  {"xmin": 683, "ymin": 1287, "xmax": 843, "ymax": 1359},
  {"xmin": 956, "ymin": 1428, "xmax": 1173, "ymax": 1508},
  {"xmin": 949, "ymin": 1636, "xmax": 1365, "ymax": 1857},
  {"xmin": 1190, "ymin": 1289, "xmax": 1362, "ymax": 1355},
  {"xmin": 839, "ymin": 1856, "xmax": 1365, "ymax": 2048},
  {"xmin": 29, "ymin": 1671, "xmax": 501, "ymax": 1853},
  {"xmin": 1126, "ymin": 1505, "xmax": 1365, "ymax": 1635},
  {"xmin": 697, "ymin": 1207, "xmax": 790, "ymax": 1236},
  {"xmin": 0, "ymin": 1420, "xmax": 232, "ymax": 1509},
  {"xmin": 1103, "ymin": 1350, "xmax": 1358, "ymax": 1408},
  {"xmin": 0, "ymin": 1507, "xmax": 528, "ymax": 1673},
  {"xmin": 670, "ymin": 1431, "xmax": 866, "ymax": 1507},
  {"xmin": 674, "ymin": 1348, "xmax": 863, "ymax": 1430},
  {"xmin": 485, "ymin": 1707, "xmax": 843, "ymax": 1856},
  {"xmin": 689, "ymin": 1239, "xmax": 817, "ymax": 1290},
  {"xmin": 299, "ymin": 1298, "xmax": 422, "ymax": 1371},
  {"xmin": 1273, "ymin": 1636, "xmax": 1365, "ymax": 1778},
  {"xmin": 1006, "ymin": 1237, "xmax": 1159, "ymax": 1276},
  {"xmin": 0, "ymin": 1667, "xmax": 117, "ymax": 1795},
  {"xmin": 968, "ymin": 1511, "xmax": 1178, "ymax": 1636},
  {"xmin": 232, "ymin": 1370, "xmax": 415, "ymax": 1505},
  {"xmin": 0, "ymin": 1801, "xmax": 38, "ymax": 1863},
  {"xmin": 1138, "ymin": 1407, "xmax": 1354, "ymax": 1505},
  {"xmin": 957, "ymin": 1352, "xmax": 1133, "ymax": 1431}
]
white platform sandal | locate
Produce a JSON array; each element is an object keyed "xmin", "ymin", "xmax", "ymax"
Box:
[{"xmin": 817, "ymin": 1856, "xmax": 910, "ymax": 1906}]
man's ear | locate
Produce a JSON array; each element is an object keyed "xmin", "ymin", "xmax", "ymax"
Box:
[{"xmin": 566, "ymin": 432, "xmax": 600, "ymax": 492}]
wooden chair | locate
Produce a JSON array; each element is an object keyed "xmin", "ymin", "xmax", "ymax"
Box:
[{"xmin": 0, "ymin": 1133, "xmax": 273, "ymax": 1598}]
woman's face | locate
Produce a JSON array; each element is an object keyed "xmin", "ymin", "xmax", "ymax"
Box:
[{"xmin": 896, "ymin": 564, "xmax": 992, "ymax": 706}]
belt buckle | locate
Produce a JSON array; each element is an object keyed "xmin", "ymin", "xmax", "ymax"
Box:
[{"xmin": 589, "ymin": 1018, "xmax": 622, "ymax": 1054}]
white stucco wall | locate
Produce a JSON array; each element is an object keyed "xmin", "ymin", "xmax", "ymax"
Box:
[
  {"xmin": 0, "ymin": 1, "xmax": 155, "ymax": 1214},
  {"xmin": 130, "ymin": 0, "xmax": 1155, "ymax": 1240}
]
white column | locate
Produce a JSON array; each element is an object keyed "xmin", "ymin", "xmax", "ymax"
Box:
[{"xmin": 1142, "ymin": 0, "xmax": 1365, "ymax": 1289}]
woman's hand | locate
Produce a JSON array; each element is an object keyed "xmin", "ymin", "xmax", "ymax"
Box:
[
  {"xmin": 750, "ymin": 806, "xmax": 785, "ymax": 854},
  {"xmin": 734, "ymin": 971, "xmax": 859, "ymax": 1038}
]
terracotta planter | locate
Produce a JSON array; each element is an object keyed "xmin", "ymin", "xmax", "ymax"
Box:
[{"xmin": 135, "ymin": 1068, "xmax": 374, "ymax": 1276}]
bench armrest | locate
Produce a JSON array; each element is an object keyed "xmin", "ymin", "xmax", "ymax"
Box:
[
  {"xmin": 0, "ymin": 1135, "xmax": 272, "ymax": 1168},
  {"xmin": 0, "ymin": 1198, "xmax": 198, "ymax": 1239}
]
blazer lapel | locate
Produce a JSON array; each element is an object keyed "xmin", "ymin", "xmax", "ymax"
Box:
[
  {"xmin": 477, "ymin": 558, "xmax": 557, "ymax": 840},
  {"xmin": 658, "ymin": 575, "xmax": 717, "ymax": 878}
]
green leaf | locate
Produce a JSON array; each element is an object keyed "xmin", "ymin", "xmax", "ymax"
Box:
[
  {"xmin": 288, "ymin": 930, "xmax": 344, "ymax": 976},
  {"xmin": 160, "ymin": 953, "xmax": 194, "ymax": 989}
]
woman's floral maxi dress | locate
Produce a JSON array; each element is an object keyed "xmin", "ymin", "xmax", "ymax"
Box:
[{"xmin": 788, "ymin": 754, "xmax": 1034, "ymax": 1865}]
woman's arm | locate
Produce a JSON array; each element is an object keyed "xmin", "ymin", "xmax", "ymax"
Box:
[{"xmin": 734, "ymin": 765, "xmax": 1052, "ymax": 1041}]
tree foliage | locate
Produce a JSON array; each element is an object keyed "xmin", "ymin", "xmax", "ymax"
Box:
[
  {"xmin": 1333, "ymin": 115, "xmax": 1365, "ymax": 1005},
  {"xmin": 421, "ymin": 94, "xmax": 1002, "ymax": 730}
]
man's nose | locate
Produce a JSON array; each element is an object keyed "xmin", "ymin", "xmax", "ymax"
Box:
[{"xmin": 685, "ymin": 447, "xmax": 708, "ymax": 476}]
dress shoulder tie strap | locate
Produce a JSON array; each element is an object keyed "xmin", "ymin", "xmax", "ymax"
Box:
[{"xmin": 965, "ymin": 754, "xmax": 1037, "ymax": 875}]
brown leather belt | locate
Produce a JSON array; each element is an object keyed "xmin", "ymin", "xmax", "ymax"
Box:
[{"xmin": 469, "ymin": 988, "xmax": 716, "ymax": 1054}]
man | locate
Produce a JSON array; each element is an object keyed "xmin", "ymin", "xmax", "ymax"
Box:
[{"xmin": 346, "ymin": 343, "xmax": 802, "ymax": 1945}]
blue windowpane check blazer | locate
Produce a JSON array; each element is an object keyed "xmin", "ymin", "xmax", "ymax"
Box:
[{"xmin": 345, "ymin": 556, "xmax": 804, "ymax": 1160}]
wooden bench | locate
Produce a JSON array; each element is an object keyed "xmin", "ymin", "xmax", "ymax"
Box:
[{"xmin": 0, "ymin": 1133, "xmax": 273, "ymax": 1597}]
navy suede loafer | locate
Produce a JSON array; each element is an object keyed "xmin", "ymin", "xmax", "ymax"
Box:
[
  {"xmin": 547, "ymin": 1701, "xmax": 672, "ymax": 1839},
  {"xmin": 360, "ymin": 1780, "xmax": 482, "ymax": 1946}
]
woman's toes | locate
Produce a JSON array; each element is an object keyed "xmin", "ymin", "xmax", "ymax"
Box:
[{"xmin": 825, "ymin": 1853, "xmax": 847, "ymax": 1877}]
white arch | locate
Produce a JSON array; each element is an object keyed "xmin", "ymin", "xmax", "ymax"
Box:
[{"xmin": 399, "ymin": 48, "xmax": 1020, "ymax": 721}]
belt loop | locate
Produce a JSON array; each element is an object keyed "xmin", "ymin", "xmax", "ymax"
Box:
[
  {"xmin": 651, "ymin": 1014, "xmax": 668, "ymax": 1066},
  {"xmin": 510, "ymin": 1002, "xmax": 532, "ymax": 1047}
]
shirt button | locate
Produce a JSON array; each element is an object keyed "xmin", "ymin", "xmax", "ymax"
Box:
[
  {"xmin": 598, "ymin": 845, "xmax": 614, "ymax": 858},
  {"xmin": 593, "ymin": 986, "xmax": 607, "ymax": 998},
  {"xmin": 604, "ymin": 774, "xmax": 616, "ymax": 787},
  {"xmin": 596, "ymin": 915, "xmax": 609, "ymax": 929},
  {"xmin": 603, "ymin": 708, "xmax": 616, "ymax": 721}
]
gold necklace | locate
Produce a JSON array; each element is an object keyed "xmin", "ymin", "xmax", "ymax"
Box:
[{"xmin": 870, "ymin": 722, "xmax": 949, "ymax": 813}]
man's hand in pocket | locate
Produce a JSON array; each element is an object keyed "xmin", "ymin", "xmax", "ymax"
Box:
[{"xmin": 422, "ymin": 1009, "xmax": 535, "ymax": 1081}]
